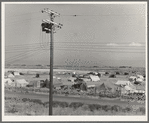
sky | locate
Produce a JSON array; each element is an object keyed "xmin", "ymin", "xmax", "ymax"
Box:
[{"xmin": 4, "ymin": 2, "xmax": 147, "ymax": 67}]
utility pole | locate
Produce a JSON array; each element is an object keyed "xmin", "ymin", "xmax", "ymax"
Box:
[{"xmin": 41, "ymin": 8, "xmax": 62, "ymax": 115}]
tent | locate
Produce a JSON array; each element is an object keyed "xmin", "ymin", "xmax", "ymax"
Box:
[
  {"xmin": 95, "ymin": 83, "xmax": 114, "ymax": 93},
  {"xmin": 137, "ymin": 75, "xmax": 144, "ymax": 80},
  {"xmin": 82, "ymin": 78, "xmax": 91, "ymax": 82},
  {"xmin": 80, "ymin": 83, "xmax": 87, "ymax": 91},
  {"xmin": 45, "ymin": 78, "xmax": 63, "ymax": 88},
  {"xmin": 98, "ymin": 72, "xmax": 106, "ymax": 75},
  {"xmin": 124, "ymin": 85, "xmax": 134, "ymax": 91},
  {"xmin": 13, "ymin": 71, "xmax": 20, "ymax": 76},
  {"xmin": 4, "ymin": 78, "xmax": 15, "ymax": 86},
  {"xmin": 15, "ymin": 79, "xmax": 29, "ymax": 87},
  {"xmin": 87, "ymin": 85, "xmax": 96, "ymax": 88},
  {"xmin": 8, "ymin": 73, "xmax": 15, "ymax": 78},
  {"xmin": 115, "ymin": 80, "xmax": 136, "ymax": 90},
  {"xmin": 89, "ymin": 75, "xmax": 100, "ymax": 82},
  {"xmin": 134, "ymin": 78, "xmax": 143, "ymax": 85},
  {"xmin": 29, "ymin": 81, "xmax": 41, "ymax": 88},
  {"xmin": 67, "ymin": 77, "xmax": 75, "ymax": 82},
  {"xmin": 57, "ymin": 77, "xmax": 61, "ymax": 81},
  {"xmin": 129, "ymin": 76, "xmax": 137, "ymax": 81}
]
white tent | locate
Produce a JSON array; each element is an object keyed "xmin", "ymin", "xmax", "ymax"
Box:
[
  {"xmin": 115, "ymin": 80, "xmax": 129, "ymax": 87},
  {"xmin": 124, "ymin": 85, "xmax": 134, "ymax": 91},
  {"xmin": 134, "ymin": 78, "xmax": 143, "ymax": 85},
  {"xmin": 15, "ymin": 79, "xmax": 29, "ymax": 87},
  {"xmin": 4, "ymin": 78, "xmax": 15, "ymax": 86},
  {"xmin": 87, "ymin": 85, "xmax": 96, "ymax": 88},
  {"xmin": 115, "ymin": 80, "xmax": 136, "ymax": 90},
  {"xmin": 89, "ymin": 75, "xmax": 100, "ymax": 82},
  {"xmin": 13, "ymin": 71, "xmax": 20, "ymax": 76},
  {"xmin": 82, "ymin": 78, "xmax": 91, "ymax": 82},
  {"xmin": 137, "ymin": 75, "xmax": 144, "ymax": 80},
  {"xmin": 8, "ymin": 73, "xmax": 15, "ymax": 78},
  {"xmin": 57, "ymin": 77, "xmax": 61, "ymax": 81}
]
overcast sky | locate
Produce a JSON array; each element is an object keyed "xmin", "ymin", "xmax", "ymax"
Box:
[{"xmin": 4, "ymin": 2, "xmax": 146, "ymax": 67}]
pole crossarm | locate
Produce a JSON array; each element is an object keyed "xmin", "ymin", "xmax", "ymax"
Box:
[
  {"xmin": 42, "ymin": 19, "xmax": 63, "ymax": 28},
  {"xmin": 41, "ymin": 8, "xmax": 60, "ymax": 17}
]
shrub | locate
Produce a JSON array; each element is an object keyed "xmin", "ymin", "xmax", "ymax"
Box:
[
  {"xmin": 124, "ymin": 107, "xmax": 132, "ymax": 112},
  {"xmin": 30, "ymin": 99, "xmax": 43, "ymax": 105},
  {"xmin": 22, "ymin": 98, "xmax": 30, "ymax": 102},
  {"xmin": 69, "ymin": 102, "xmax": 84, "ymax": 109},
  {"xmin": 59, "ymin": 102, "xmax": 69, "ymax": 108},
  {"xmin": 81, "ymin": 104, "xmax": 89, "ymax": 111},
  {"xmin": 111, "ymin": 105, "xmax": 121, "ymax": 112},
  {"xmin": 101, "ymin": 105, "xmax": 111, "ymax": 112},
  {"xmin": 139, "ymin": 107, "xmax": 145, "ymax": 115},
  {"xmin": 88, "ymin": 104, "xmax": 102, "ymax": 111}
]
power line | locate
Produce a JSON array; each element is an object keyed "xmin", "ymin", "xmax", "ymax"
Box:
[
  {"xmin": 5, "ymin": 41, "xmax": 145, "ymax": 47},
  {"xmin": 5, "ymin": 11, "xmax": 40, "ymax": 18},
  {"xmin": 61, "ymin": 14, "xmax": 145, "ymax": 17}
]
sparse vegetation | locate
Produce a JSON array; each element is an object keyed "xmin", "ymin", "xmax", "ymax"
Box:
[{"xmin": 5, "ymin": 96, "xmax": 145, "ymax": 115}]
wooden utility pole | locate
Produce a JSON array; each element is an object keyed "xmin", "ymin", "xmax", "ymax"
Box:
[{"xmin": 41, "ymin": 8, "xmax": 62, "ymax": 115}]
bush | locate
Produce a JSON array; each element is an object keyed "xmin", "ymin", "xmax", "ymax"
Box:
[
  {"xmin": 139, "ymin": 107, "xmax": 145, "ymax": 114},
  {"xmin": 111, "ymin": 105, "xmax": 121, "ymax": 112},
  {"xmin": 58, "ymin": 102, "xmax": 69, "ymax": 108},
  {"xmin": 30, "ymin": 99, "xmax": 43, "ymax": 105},
  {"xmin": 124, "ymin": 107, "xmax": 132, "ymax": 112},
  {"xmin": 101, "ymin": 105, "xmax": 111, "ymax": 112},
  {"xmin": 22, "ymin": 98, "xmax": 30, "ymax": 102},
  {"xmin": 69, "ymin": 102, "xmax": 84, "ymax": 109},
  {"xmin": 88, "ymin": 104, "xmax": 102, "ymax": 111}
]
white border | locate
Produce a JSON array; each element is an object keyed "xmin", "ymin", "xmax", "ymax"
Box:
[{"xmin": 2, "ymin": 1, "xmax": 148, "ymax": 121}]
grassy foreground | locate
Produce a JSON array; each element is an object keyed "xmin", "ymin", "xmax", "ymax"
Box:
[{"xmin": 5, "ymin": 96, "xmax": 145, "ymax": 115}]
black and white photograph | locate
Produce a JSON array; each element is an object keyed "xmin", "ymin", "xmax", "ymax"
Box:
[{"xmin": 1, "ymin": 1, "xmax": 148, "ymax": 121}]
